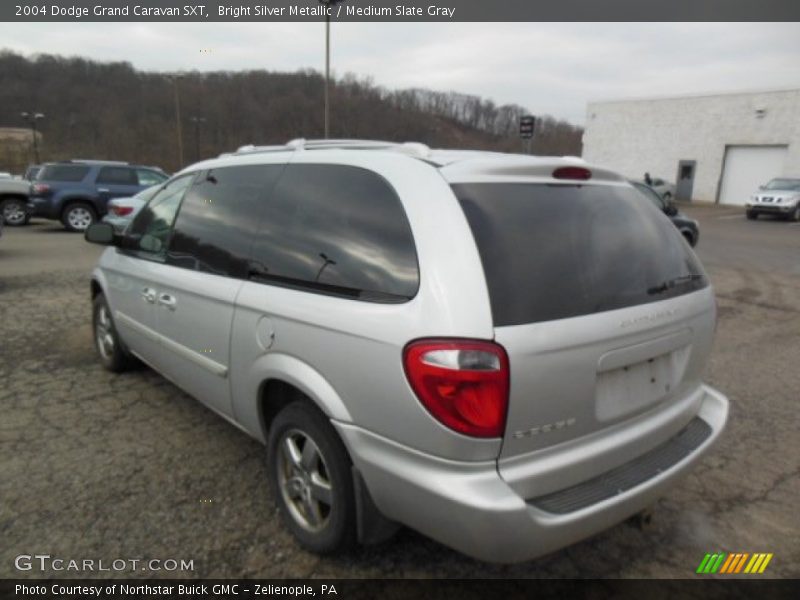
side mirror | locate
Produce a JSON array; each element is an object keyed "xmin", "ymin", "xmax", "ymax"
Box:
[{"xmin": 84, "ymin": 222, "xmax": 117, "ymax": 245}]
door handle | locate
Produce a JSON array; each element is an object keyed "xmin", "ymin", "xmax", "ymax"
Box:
[
  {"xmin": 157, "ymin": 293, "xmax": 177, "ymax": 310},
  {"xmin": 141, "ymin": 287, "xmax": 156, "ymax": 303}
]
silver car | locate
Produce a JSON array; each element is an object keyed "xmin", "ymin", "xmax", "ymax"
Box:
[
  {"xmin": 745, "ymin": 177, "xmax": 800, "ymax": 221},
  {"xmin": 85, "ymin": 139, "xmax": 728, "ymax": 563},
  {"xmin": 102, "ymin": 184, "xmax": 161, "ymax": 232}
]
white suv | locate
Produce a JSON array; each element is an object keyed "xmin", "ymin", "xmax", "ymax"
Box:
[{"xmin": 86, "ymin": 139, "xmax": 728, "ymax": 563}]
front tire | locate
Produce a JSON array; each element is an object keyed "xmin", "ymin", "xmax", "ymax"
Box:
[
  {"xmin": 1, "ymin": 198, "xmax": 30, "ymax": 226},
  {"xmin": 746, "ymin": 210, "xmax": 758, "ymax": 220},
  {"xmin": 62, "ymin": 202, "xmax": 96, "ymax": 232},
  {"xmin": 93, "ymin": 294, "xmax": 136, "ymax": 372},
  {"xmin": 790, "ymin": 205, "xmax": 800, "ymax": 222},
  {"xmin": 268, "ymin": 401, "xmax": 356, "ymax": 554}
]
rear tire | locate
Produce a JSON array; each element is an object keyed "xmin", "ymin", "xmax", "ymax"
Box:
[
  {"xmin": 93, "ymin": 294, "xmax": 136, "ymax": 372},
  {"xmin": 268, "ymin": 401, "xmax": 357, "ymax": 554},
  {"xmin": 746, "ymin": 210, "xmax": 758, "ymax": 220},
  {"xmin": 790, "ymin": 205, "xmax": 800, "ymax": 222},
  {"xmin": 62, "ymin": 202, "xmax": 96, "ymax": 232},
  {"xmin": 1, "ymin": 198, "xmax": 30, "ymax": 226}
]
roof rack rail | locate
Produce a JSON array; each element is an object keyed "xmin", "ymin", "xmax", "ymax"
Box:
[
  {"xmin": 227, "ymin": 139, "xmax": 432, "ymax": 159},
  {"xmin": 233, "ymin": 144, "xmax": 290, "ymax": 155},
  {"xmin": 286, "ymin": 138, "xmax": 431, "ymax": 158},
  {"xmin": 66, "ymin": 159, "xmax": 130, "ymax": 165}
]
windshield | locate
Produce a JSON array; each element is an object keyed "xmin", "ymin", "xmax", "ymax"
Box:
[
  {"xmin": 452, "ymin": 182, "xmax": 707, "ymax": 326},
  {"xmin": 763, "ymin": 179, "xmax": 800, "ymax": 191}
]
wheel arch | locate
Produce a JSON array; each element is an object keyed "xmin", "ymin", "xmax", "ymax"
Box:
[
  {"xmin": 0, "ymin": 192, "xmax": 29, "ymax": 203},
  {"xmin": 245, "ymin": 353, "xmax": 354, "ymax": 445},
  {"xmin": 59, "ymin": 196, "xmax": 97, "ymax": 218}
]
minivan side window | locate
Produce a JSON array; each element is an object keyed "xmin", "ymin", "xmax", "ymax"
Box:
[
  {"xmin": 248, "ymin": 164, "xmax": 419, "ymax": 302},
  {"xmin": 125, "ymin": 174, "xmax": 194, "ymax": 259},
  {"xmin": 165, "ymin": 165, "xmax": 283, "ymax": 278}
]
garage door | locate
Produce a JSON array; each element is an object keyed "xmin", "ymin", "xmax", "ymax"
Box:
[{"xmin": 718, "ymin": 145, "xmax": 789, "ymax": 205}]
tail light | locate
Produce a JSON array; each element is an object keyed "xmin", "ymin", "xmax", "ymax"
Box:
[
  {"xmin": 110, "ymin": 204, "xmax": 133, "ymax": 216},
  {"xmin": 553, "ymin": 166, "xmax": 592, "ymax": 180},
  {"xmin": 32, "ymin": 183, "xmax": 50, "ymax": 195},
  {"xmin": 403, "ymin": 339, "xmax": 509, "ymax": 438}
]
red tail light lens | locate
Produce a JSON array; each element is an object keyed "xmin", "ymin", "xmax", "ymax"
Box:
[
  {"xmin": 553, "ymin": 166, "xmax": 592, "ymax": 180},
  {"xmin": 32, "ymin": 183, "xmax": 50, "ymax": 194},
  {"xmin": 111, "ymin": 205, "xmax": 134, "ymax": 216},
  {"xmin": 403, "ymin": 339, "xmax": 509, "ymax": 438}
]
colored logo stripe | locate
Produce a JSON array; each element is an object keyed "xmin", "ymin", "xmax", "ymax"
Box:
[{"xmin": 697, "ymin": 552, "xmax": 773, "ymax": 574}]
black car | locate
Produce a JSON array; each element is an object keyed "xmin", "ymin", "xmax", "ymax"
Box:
[
  {"xmin": 630, "ymin": 180, "xmax": 699, "ymax": 247},
  {"xmin": 27, "ymin": 160, "xmax": 168, "ymax": 232}
]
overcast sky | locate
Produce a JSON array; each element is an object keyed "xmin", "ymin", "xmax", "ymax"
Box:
[{"xmin": 2, "ymin": 22, "xmax": 799, "ymax": 124}]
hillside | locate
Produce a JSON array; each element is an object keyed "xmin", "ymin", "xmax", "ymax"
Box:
[{"xmin": 0, "ymin": 50, "xmax": 583, "ymax": 173}]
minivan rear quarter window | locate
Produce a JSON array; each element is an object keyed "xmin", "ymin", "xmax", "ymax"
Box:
[
  {"xmin": 249, "ymin": 164, "xmax": 419, "ymax": 302},
  {"xmin": 37, "ymin": 164, "xmax": 90, "ymax": 182},
  {"xmin": 452, "ymin": 182, "xmax": 707, "ymax": 326}
]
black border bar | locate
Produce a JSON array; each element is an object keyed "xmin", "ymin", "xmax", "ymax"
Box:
[
  {"xmin": 3, "ymin": 0, "xmax": 800, "ymax": 22},
  {"xmin": 2, "ymin": 579, "xmax": 800, "ymax": 600}
]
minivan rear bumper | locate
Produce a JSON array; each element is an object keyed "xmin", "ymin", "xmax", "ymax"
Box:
[{"xmin": 334, "ymin": 384, "xmax": 728, "ymax": 563}]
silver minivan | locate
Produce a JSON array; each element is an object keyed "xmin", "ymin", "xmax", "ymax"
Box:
[{"xmin": 86, "ymin": 139, "xmax": 728, "ymax": 563}]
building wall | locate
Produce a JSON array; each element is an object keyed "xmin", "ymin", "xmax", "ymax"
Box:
[
  {"xmin": 0, "ymin": 127, "xmax": 41, "ymax": 174},
  {"xmin": 582, "ymin": 89, "xmax": 800, "ymax": 202}
]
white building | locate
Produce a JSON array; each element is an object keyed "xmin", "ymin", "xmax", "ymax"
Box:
[{"xmin": 582, "ymin": 88, "xmax": 800, "ymax": 205}]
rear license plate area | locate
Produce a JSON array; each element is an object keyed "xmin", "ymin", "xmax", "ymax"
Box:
[{"xmin": 595, "ymin": 347, "xmax": 690, "ymax": 421}]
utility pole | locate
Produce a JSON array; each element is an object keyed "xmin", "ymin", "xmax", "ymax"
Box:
[
  {"xmin": 20, "ymin": 111, "xmax": 45, "ymax": 164},
  {"xmin": 167, "ymin": 76, "xmax": 184, "ymax": 168},
  {"xmin": 189, "ymin": 116, "xmax": 206, "ymax": 162},
  {"xmin": 319, "ymin": 0, "xmax": 344, "ymax": 139}
]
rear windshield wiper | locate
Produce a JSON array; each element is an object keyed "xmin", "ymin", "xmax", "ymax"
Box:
[{"xmin": 647, "ymin": 274, "xmax": 703, "ymax": 295}]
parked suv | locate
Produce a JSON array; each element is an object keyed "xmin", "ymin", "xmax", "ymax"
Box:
[
  {"xmin": 85, "ymin": 140, "xmax": 728, "ymax": 563},
  {"xmin": 745, "ymin": 177, "xmax": 800, "ymax": 221},
  {"xmin": 28, "ymin": 160, "xmax": 168, "ymax": 231}
]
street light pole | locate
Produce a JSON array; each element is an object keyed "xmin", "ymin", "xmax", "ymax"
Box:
[{"xmin": 20, "ymin": 111, "xmax": 45, "ymax": 164}]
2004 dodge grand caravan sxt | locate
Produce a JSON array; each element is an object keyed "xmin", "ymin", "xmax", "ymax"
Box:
[{"xmin": 86, "ymin": 139, "xmax": 729, "ymax": 563}]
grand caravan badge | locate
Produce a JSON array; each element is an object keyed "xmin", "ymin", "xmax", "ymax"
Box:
[{"xmin": 620, "ymin": 308, "xmax": 679, "ymax": 328}]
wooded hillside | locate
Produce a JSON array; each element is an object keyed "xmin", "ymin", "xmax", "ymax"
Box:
[{"xmin": 0, "ymin": 50, "xmax": 583, "ymax": 173}]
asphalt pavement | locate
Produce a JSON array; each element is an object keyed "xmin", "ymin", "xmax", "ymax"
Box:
[{"xmin": 1, "ymin": 207, "xmax": 798, "ymax": 578}]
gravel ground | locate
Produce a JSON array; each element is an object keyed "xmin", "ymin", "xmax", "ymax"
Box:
[{"xmin": 1, "ymin": 211, "xmax": 798, "ymax": 579}]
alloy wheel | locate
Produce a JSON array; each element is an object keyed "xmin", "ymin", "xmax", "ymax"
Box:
[
  {"xmin": 67, "ymin": 206, "xmax": 94, "ymax": 230},
  {"xmin": 276, "ymin": 429, "xmax": 333, "ymax": 533},
  {"xmin": 95, "ymin": 304, "xmax": 115, "ymax": 360},
  {"xmin": 2, "ymin": 201, "xmax": 27, "ymax": 225}
]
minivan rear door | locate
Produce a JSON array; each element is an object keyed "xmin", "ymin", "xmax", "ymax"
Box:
[{"xmin": 450, "ymin": 181, "xmax": 714, "ymax": 461}]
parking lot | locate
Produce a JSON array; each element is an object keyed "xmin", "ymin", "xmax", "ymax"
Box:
[{"xmin": 1, "ymin": 203, "xmax": 798, "ymax": 579}]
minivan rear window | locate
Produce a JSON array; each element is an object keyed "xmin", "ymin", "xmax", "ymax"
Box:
[
  {"xmin": 452, "ymin": 183, "xmax": 708, "ymax": 326},
  {"xmin": 37, "ymin": 165, "xmax": 90, "ymax": 182}
]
